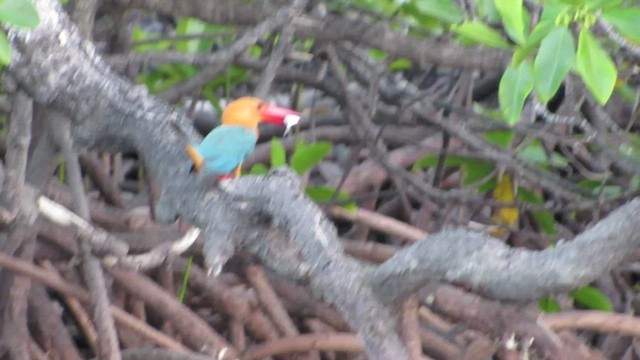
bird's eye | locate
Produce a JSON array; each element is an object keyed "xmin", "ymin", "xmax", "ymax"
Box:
[{"xmin": 257, "ymin": 102, "xmax": 267, "ymax": 110}]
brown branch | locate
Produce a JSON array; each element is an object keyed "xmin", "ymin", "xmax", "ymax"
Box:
[
  {"xmin": 246, "ymin": 265, "xmax": 299, "ymax": 337},
  {"xmin": 254, "ymin": 0, "xmax": 307, "ymax": 98},
  {"xmin": 328, "ymin": 206, "xmax": 427, "ymax": 243},
  {"xmin": 541, "ymin": 311, "xmax": 640, "ymax": 337},
  {"xmin": 123, "ymin": 0, "xmax": 510, "ymax": 70},
  {"xmin": 401, "ymin": 295, "xmax": 423, "ymax": 360},
  {"xmin": 28, "ymin": 284, "xmax": 84, "ymax": 360},
  {"xmin": 107, "ymin": 267, "xmax": 238, "ymax": 358},
  {"xmin": 0, "ymin": 252, "xmax": 187, "ymax": 351},
  {"xmin": 243, "ymin": 332, "xmax": 364, "ymax": 360}
]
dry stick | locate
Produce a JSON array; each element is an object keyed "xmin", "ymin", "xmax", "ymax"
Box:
[
  {"xmin": 79, "ymin": 153, "xmax": 125, "ymax": 208},
  {"xmin": 254, "ymin": 0, "xmax": 307, "ymax": 98},
  {"xmin": 28, "ymin": 284, "xmax": 84, "ymax": 360},
  {"xmin": 401, "ymin": 296, "xmax": 424, "ymax": 360},
  {"xmin": 55, "ymin": 121, "xmax": 122, "ymax": 360},
  {"xmin": 243, "ymin": 332, "xmax": 364, "ymax": 359},
  {"xmin": 540, "ymin": 311, "xmax": 640, "ymax": 337},
  {"xmin": 120, "ymin": 348, "xmax": 215, "ymax": 360},
  {"xmin": 172, "ymin": 258, "xmax": 281, "ymax": 342},
  {"xmin": 341, "ymin": 240, "xmax": 398, "ymax": 263},
  {"xmin": 103, "ymin": 227, "xmax": 200, "ymax": 270},
  {"xmin": 328, "ymin": 206, "xmax": 427, "ymax": 243},
  {"xmin": 158, "ymin": 10, "xmax": 290, "ymax": 103},
  {"xmin": 0, "ymin": 90, "xmax": 36, "ymax": 360},
  {"xmin": 246, "ymin": 265, "xmax": 300, "ymax": 337},
  {"xmin": 266, "ymin": 273, "xmax": 350, "ymax": 332},
  {"xmin": 107, "ymin": 267, "xmax": 238, "ymax": 359},
  {"xmin": 41, "ymin": 261, "xmax": 99, "ymax": 355},
  {"xmin": 0, "ymin": 252, "xmax": 187, "ymax": 351},
  {"xmin": 229, "ymin": 319, "xmax": 247, "ymax": 352}
]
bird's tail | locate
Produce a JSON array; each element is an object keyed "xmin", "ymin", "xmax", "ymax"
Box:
[{"xmin": 170, "ymin": 122, "xmax": 204, "ymax": 173}]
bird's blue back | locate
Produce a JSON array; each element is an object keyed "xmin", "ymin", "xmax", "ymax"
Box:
[{"xmin": 195, "ymin": 125, "xmax": 257, "ymax": 175}]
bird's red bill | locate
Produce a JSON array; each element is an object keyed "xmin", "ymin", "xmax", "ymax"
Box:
[{"xmin": 260, "ymin": 104, "xmax": 300, "ymax": 126}]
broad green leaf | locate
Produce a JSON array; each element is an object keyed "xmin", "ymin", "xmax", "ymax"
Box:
[
  {"xmin": 518, "ymin": 141, "xmax": 569, "ymax": 167},
  {"xmin": 601, "ymin": 8, "xmax": 640, "ymax": 43},
  {"xmin": 175, "ymin": 18, "xmax": 213, "ymax": 53},
  {"xmin": 0, "ymin": 0, "xmax": 40, "ymax": 28},
  {"xmin": 453, "ymin": 21, "xmax": 512, "ymax": 49},
  {"xmin": 0, "ymin": 31, "xmax": 10, "ymax": 65},
  {"xmin": 290, "ymin": 141, "xmax": 332, "ymax": 175},
  {"xmin": 131, "ymin": 26, "xmax": 171, "ymax": 52},
  {"xmin": 539, "ymin": 297, "xmax": 561, "ymax": 313},
  {"xmin": 389, "ymin": 58, "xmax": 412, "ymax": 71},
  {"xmin": 540, "ymin": 4, "xmax": 570, "ymax": 23},
  {"xmin": 576, "ymin": 28, "xmax": 617, "ymax": 105},
  {"xmin": 512, "ymin": 21, "xmax": 555, "ymax": 66},
  {"xmin": 571, "ymin": 286, "xmax": 613, "ymax": 311},
  {"xmin": 533, "ymin": 27, "xmax": 575, "ymax": 103},
  {"xmin": 589, "ymin": 0, "xmax": 623, "ymax": 10},
  {"xmin": 461, "ymin": 159, "xmax": 494, "ymax": 186},
  {"xmin": 499, "ymin": 60, "xmax": 534, "ymax": 125},
  {"xmin": 484, "ymin": 130, "xmax": 515, "ymax": 148},
  {"xmin": 305, "ymin": 186, "xmax": 357, "ymax": 212},
  {"xmin": 476, "ymin": 0, "xmax": 500, "ymax": 22},
  {"xmin": 518, "ymin": 187, "xmax": 557, "ymax": 236},
  {"xmin": 554, "ymin": 0, "xmax": 586, "ymax": 5},
  {"xmin": 249, "ymin": 163, "xmax": 269, "ymax": 175},
  {"xmin": 270, "ymin": 138, "xmax": 286, "ymax": 167},
  {"xmin": 495, "ymin": 0, "xmax": 526, "ymax": 44},
  {"xmin": 410, "ymin": 0, "xmax": 463, "ymax": 24}
]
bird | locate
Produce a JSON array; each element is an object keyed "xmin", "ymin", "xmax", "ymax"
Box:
[{"xmin": 175, "ymin": 97, "xmax": 300, "ymax": 181}]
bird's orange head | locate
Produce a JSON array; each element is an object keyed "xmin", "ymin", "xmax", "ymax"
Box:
[{"xmin": 221, "ymin": 97, "xmax": 300, "ymax": 129}]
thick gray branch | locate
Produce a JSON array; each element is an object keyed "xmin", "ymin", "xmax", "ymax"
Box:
[{"xmin": 371, "ymin": 198, "xmax": 640, "ymax": 303}]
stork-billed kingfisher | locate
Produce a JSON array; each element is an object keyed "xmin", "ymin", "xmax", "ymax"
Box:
[{"xmin": 181, "ymin": 97, "xmax": 300, "ymax": 180}]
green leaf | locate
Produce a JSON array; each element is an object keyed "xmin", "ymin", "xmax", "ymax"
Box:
[
  {"xmin": 518, "ymin": 141, "xmax": 568, "ymax": 167},
  {"xmin": 305, "ymin": 186, "xmax": 356, "ymax": 212},
  {"xmin": 0, "ymin": 0, "xmax": 40, "ymax": 28},
  {"xmin": 601, "ymin": 8, "xmax": 640, "ymax": 43},
  {"xmin": 409, "ymin": 0, "xmax": 463, "ymax": 24},
  {"xmin": 175, "ymin": 18, "xmax": 213, "ymax": 53},
  {"xmin": 131, "ymin": 26, "xmax": 171, "ymax": 52},
  {"xmin": 539, "ymin": 297, "xmax": 561, "ymax": 313},
  {"xmin": 540, "ymin": 3, "xmax": 571, "ymax": 23},
  {"xmin": 476, "ymin": 0, "xmax": 500, "ymax": 22},
  {"xmin": 517, "ymin": 187, "xmax": 557, "ymax": 236},
  {"xmin": 512, "ymin": 21, "xmax": 555, "ymax": 66},
  {"xmin": 453, "ymin": 21, "xmax": 512, "ymax": 49},
  {"xmin": 589, "ymin": 0, "xmax": 623, "ymax": 10},
  {"xmin": 389, "ymin": 58, "xmax": 412, "ymax": 71},
  {"xmin": 461, "ymin": 159, "xmax": 494, "ymax": 186},
  {"xmin": 570, "ymin": 286, "xmax": 613, "ymax": 311},
  {"xmin": 484, "ymin": 130, "xmax": 515, "ymax": 148},
  {"xmin": 249, "ymin": 163, "xmax": 269, "ymax": 175},
  {"xmin": 533, "ymin": 27, "xmax": 576, "ymax": 103},
  {"xmin": 0, "ymin": 31, "xmax": 10, "ymax": 65},
  {"xmin": 290, "ymin": 141, "xmax": 332, "ymax": 175},
  {"xmin": 495, "ymin": 0, "xmax": 526, "ymax": 44},
  {"xmin": 576, "ymin": 28, "xmax": 617, "ymax": 106},
  {"xmin": 499, "ymin": 60, "xmax": 534, "ymax": 125},
  {"xmin": 270, "ymin": 138, "xmax": 286, "ymax": 167}
]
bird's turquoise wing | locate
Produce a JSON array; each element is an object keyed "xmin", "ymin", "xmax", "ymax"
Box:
[{"xmin": 195, "ymin": 125, "xmax": 257, "ymax": 175}]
